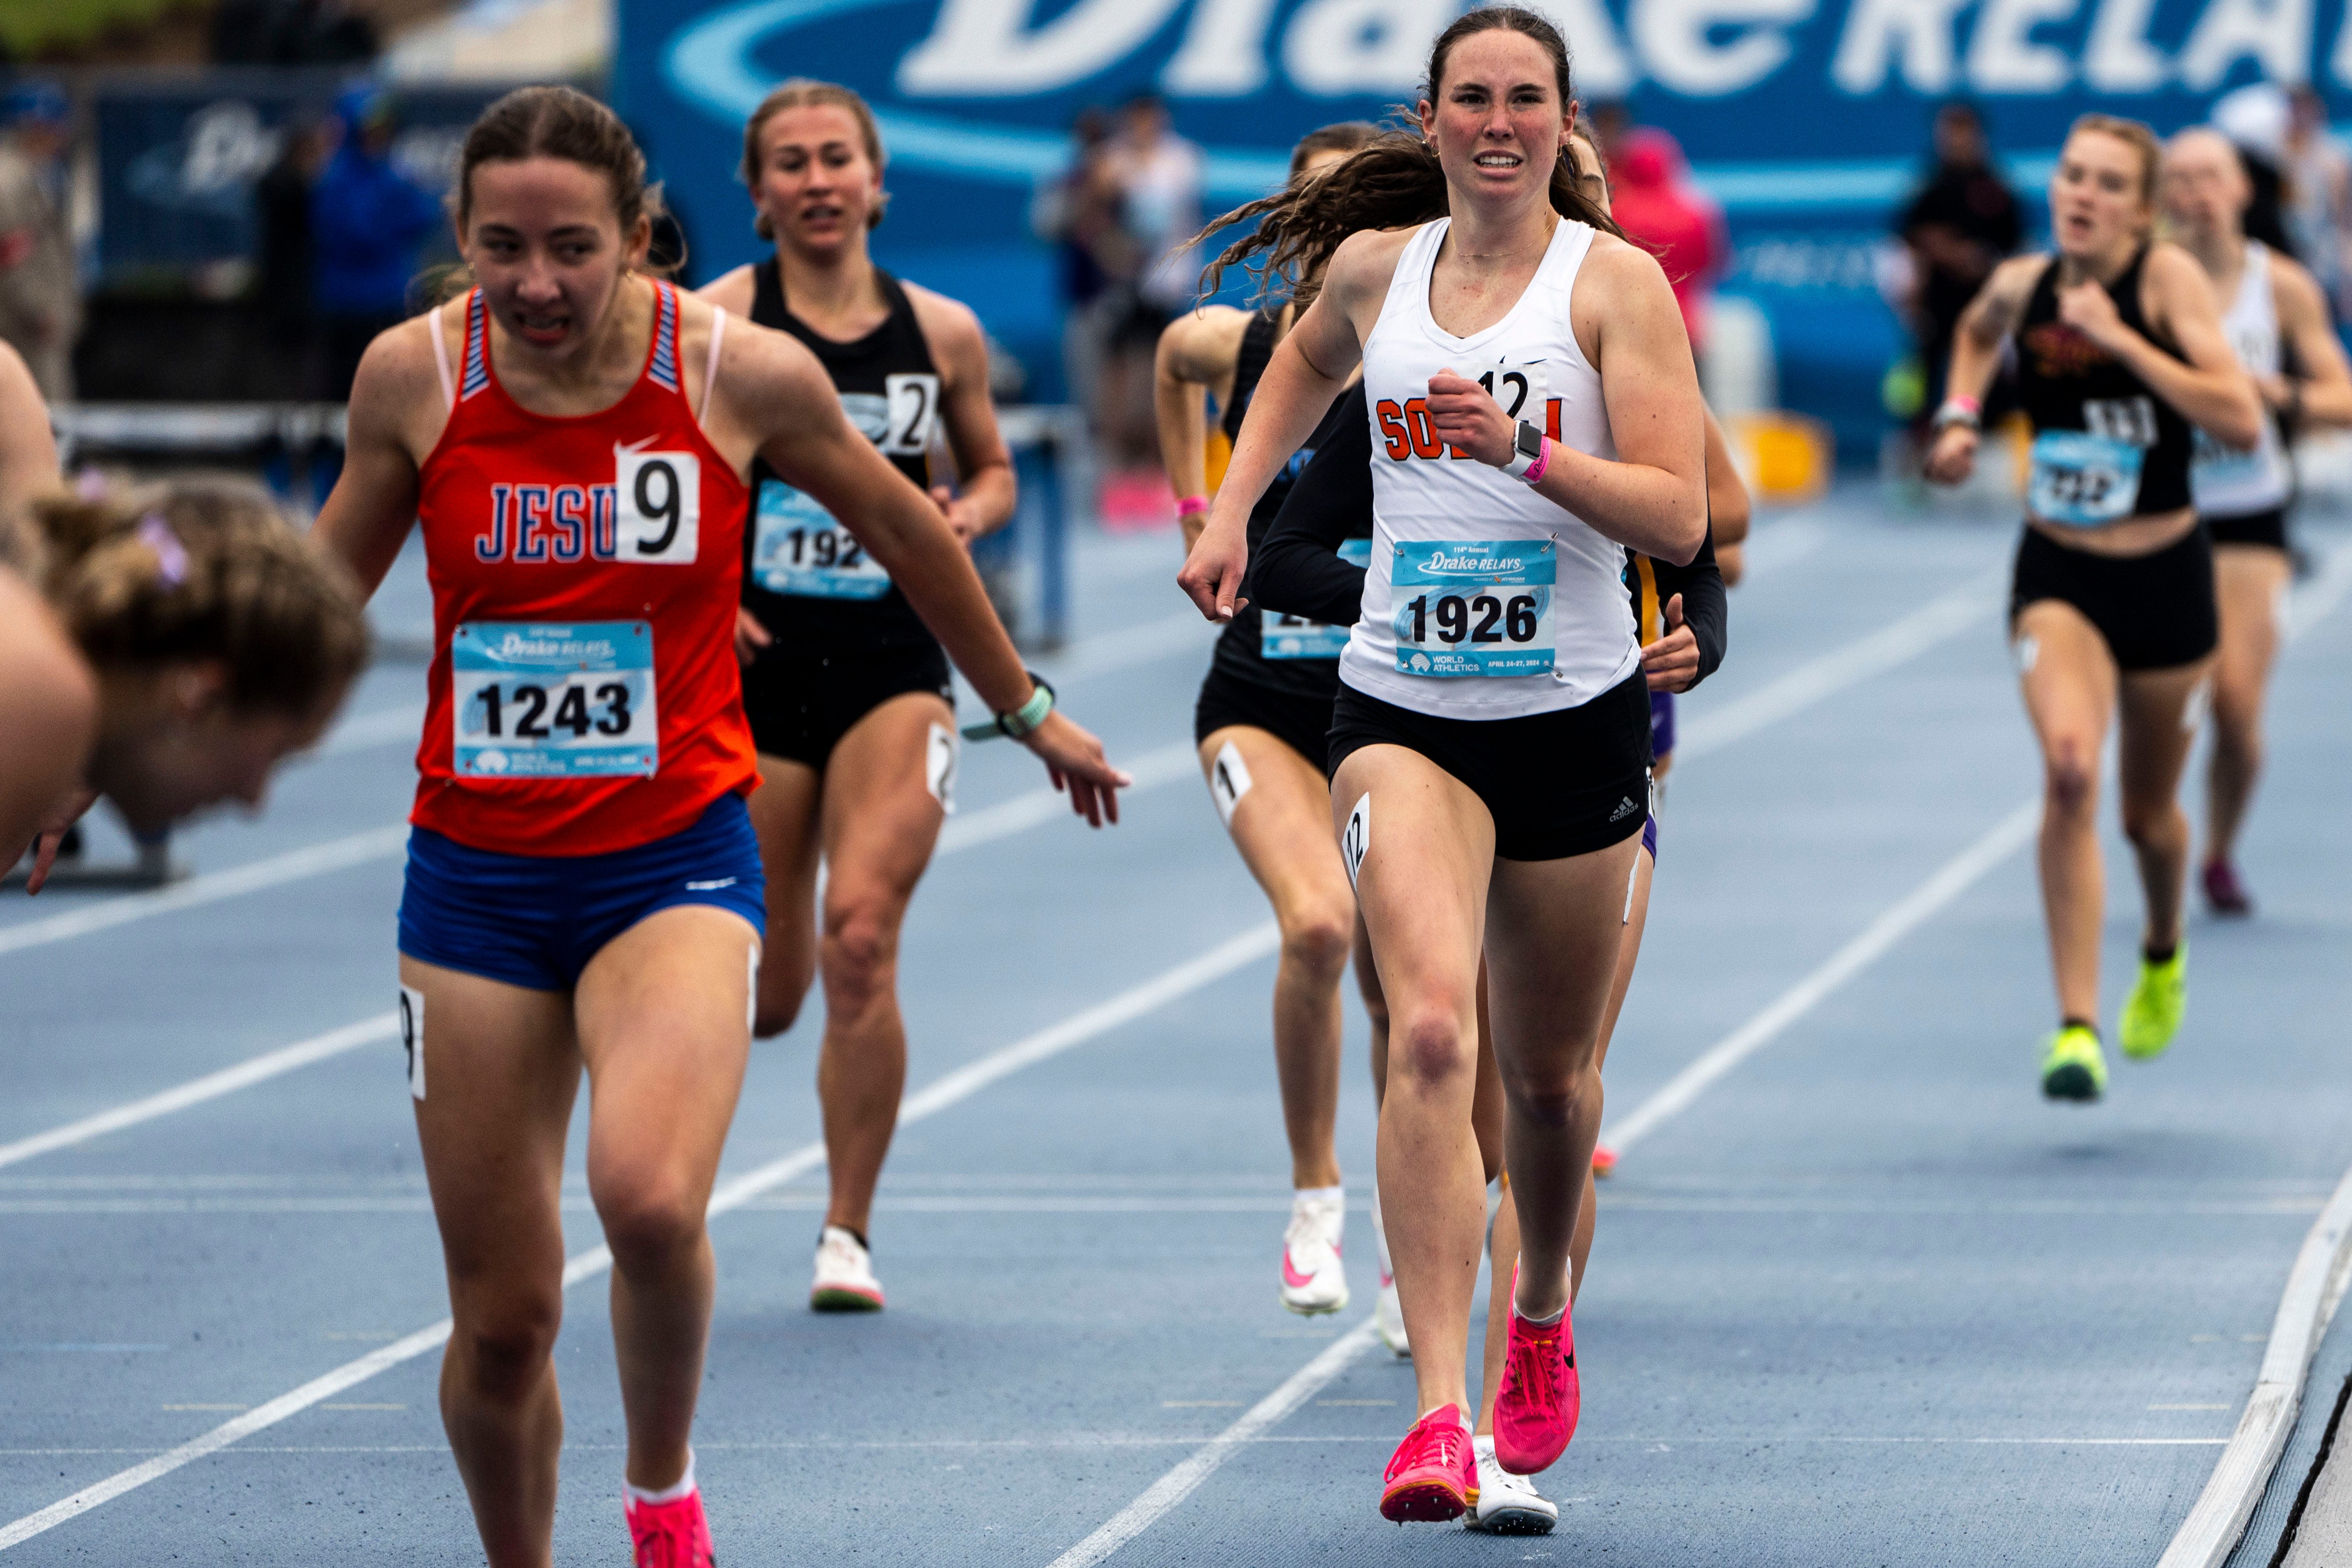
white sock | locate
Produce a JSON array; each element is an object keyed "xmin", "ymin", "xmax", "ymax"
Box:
[
  {"xmin": 1294, "ymin": 1184, "xmax": 1344, "ymax": 1206},
  {"xmin": 1371, "ymin": 1189, "xmax": 1394, "ymax": 1277},
  {"xmin": 1515, "ymin": 1300, "xmax": 1566, "ymax": 1328},
  {"xmin": 624, "ymin": 1450, "xmax": 696, "ymax": 1506}
]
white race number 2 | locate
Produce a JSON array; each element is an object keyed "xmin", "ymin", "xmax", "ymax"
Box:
[{"xmin": 614, "ymin": 445, "xmax": 700, "ymax": 564}]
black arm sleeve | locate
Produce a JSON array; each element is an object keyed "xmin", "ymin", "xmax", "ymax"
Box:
[
  {"xmin": 1649, "ymin": 521, "xmax": 1728, "ymax": 685},
  {"xmin": 1249, "ymin": 384, "xmax": 1373, "ymax": 627}
]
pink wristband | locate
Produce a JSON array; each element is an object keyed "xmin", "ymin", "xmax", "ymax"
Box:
[
  {"xmin": 1948, "ymin": 395, "xmax": 1981, "ymax": 416},
  {"xmin": 1522, "ymin": 437, "xmax": 1552, "ymax": 485},
  {"xmin": 1175, "ymin": 494, "xmax": 1211, "ymax": 518}
]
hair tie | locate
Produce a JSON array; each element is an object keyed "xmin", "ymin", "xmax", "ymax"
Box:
[{"xmin": 137, "ymin": 513, "xmax": 189, "ymax": 588}]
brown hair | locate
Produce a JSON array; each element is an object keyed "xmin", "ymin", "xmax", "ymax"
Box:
[
  {"xmin": 740, "ymin": 80, "xmax": 888, "ymax": 237},
  {"xmin": 1290, "ymin": 120, "xmax": 1379, "ymax": 180},
  {"xmin": 2068, "ymin": 113, "xmax": 2163, "ymax": 213},
  {"xmin": 1197, "ymin": 7, "xmax": 1622, "ymax": 310},
  {"xmin": 453, "ymin": 86, "xmax": 668, "ymax": 259},
  {"xmin": 28, "ymin": 479, "xmax": 368, "ymax": 718}
]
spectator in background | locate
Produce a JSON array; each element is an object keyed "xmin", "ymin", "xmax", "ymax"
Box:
[
  {"xmin": 2285, "ymin": 85, "xmax": 2352, "ymax": 319},
  {"xmin": 1097, "ymin": 92, "xmax": 1203, "ymax": 527},
  {"xmin": 256, "ymin": 113, "xmax": 337, "ymax": 399},
  {"xmin": 1032, "ymin": 107, "xmax": 1134, "ymax": 423},
  {"xmin": 310, "ymin": 85, "xmax": 438, "ymax": 400},
  {"xmin": 0, "ymin": 81, "xmax": 81, "ymax": 401},
  {"xmin": 1609, "ymin": 127, "xmax": 1724, "ymax": 354},
  {"xmin": 1896, "ymin": 101, "xmax": 2021, "ymax": 429},
  {"xmin": 2213, "ymin": 82, "xmax": 2300, "ymax": 260}
]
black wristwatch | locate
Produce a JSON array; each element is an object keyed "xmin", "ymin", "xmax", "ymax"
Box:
[{"xmin": 1503, "ymin": 419, "xmax": 1545, "ymax": 479}]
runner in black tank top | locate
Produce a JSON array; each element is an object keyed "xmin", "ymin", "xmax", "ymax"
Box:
[
  {"xmin": 707, "ymin": 81, "xmax": 1030, "ymax": 1315},
  {"xmin": 1923, "ymin": 114, "xmax": 2263, "ymax": 1105},
  {"xmin": 1151, "ymin": 120, "xmax": 1378, "ymax": 1323}
]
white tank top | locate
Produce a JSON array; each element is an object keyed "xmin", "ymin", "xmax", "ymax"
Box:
[
  {"xmin": 1340, "ymin": 216, "xmax": 1639, "ymax": 719},
  {"xmin": 2193, "ymin": 240, "xmax": 2292, "ymax": 518}
]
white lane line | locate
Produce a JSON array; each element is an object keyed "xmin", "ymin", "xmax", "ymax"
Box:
[
  {"xmin": 0, "ymin": 1015, "xmax": 397, "ymax": 1174},
  {"xmin": 1677, "ymin": 570, "xmax": 1999, "ymax": 762},
  {"xmin": 0, "ymin": 826, "xmax": 410, "ymax": 962},
  {"xmin": 0, "ymin": 922, "xmax": 1281, "ymax": 1553},
  {"xmin": 1044, "ymin": 1318, "xmax": 1383, "ymax": 1568},
  {"xmin": 1601, "ymin": 799, "xmax": 2039, "ymax": 1153},
  {"xmin": 2156, "ymin": 1160, "xmax": 2352, "ymax": 1568},
  {"xmin": 936, "ymin": 741, "xmax": 1197, "ymax": 855}
]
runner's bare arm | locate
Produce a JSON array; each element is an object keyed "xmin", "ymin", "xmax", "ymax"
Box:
[
  {"xmin": 1179, "ymin": 230, "xmax": 1389, "ymax": 621},
  {"xmin": 1154, "ymin": 306, "xmax": 1248, "ymax": 550},
  {"xmin": 1431, "ymin": 236, "xmax": 1704, "ymax": 564},
  {"xmin": 2272, "ymin": 256, "xmax": 2352, "ymax": 427},
  {"xmin": 1926, "ymin": 255, "xmax": 2042, "ymax": 483},
  {"xmin": 908, "ymin": 285, "xmax": 1017, "ymax": 543},
  {"xmin": 0, "ymin": 342, "xmax": 58, "ymax": 513},
  {"xmin": 722, "ymin": 325, "xmax": 1131, "ymax": 822},
  {"xmin": 1702, "ymin": 405, "xmax": 1751, "ymax": 585},
  {"xmin": 2083, "ymin": 243, "xmax": 2262, "ymax": 448},
  {"xmin": 0, "ymin": 569, "xmax": 93, "ymax": 880},
  {"xmin": 314, "ymin": 318, "xmax": 440, "ymax": 597}
]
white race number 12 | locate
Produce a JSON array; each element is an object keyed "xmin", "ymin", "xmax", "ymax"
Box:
[{"xmin": 614, "ymin": 446, "xmax": 700, "ymax": 564}]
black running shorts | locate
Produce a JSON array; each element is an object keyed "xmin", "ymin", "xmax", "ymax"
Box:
[
  {"xmin": 740, "ymin": 640, "xmax": 953, "ymax": 771},
  {"xmin": 2009, "ymin": 522, "xmax": 2218, "ymax": 673},
  {"xmin": 1194, "ymin": 666, "xmax": 1336, "ymax": 778},
  {"xmin": 1326, "ymin": 670, "xmax": 1652, "ymax": 862}
]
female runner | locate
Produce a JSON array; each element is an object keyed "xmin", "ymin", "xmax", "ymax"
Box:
[
  {"xmin": 315, "ymin": 87, "xmax": 1122, "ymax": 1568},
  {"xmin": 1926, "ymin": 115, "xmax": 2260, "ymax": 1101},
  {"xmin": 701, "ymin": 81, "xmax": 1034, "ymax": 1313},
  {"xmin": 1151, "ymin": 119, "xmax": 1377, "ymax": 1314},
  {"xmin": 1182, "ymin": 8, "xmax": 1708, "ymax": 1520},
  {"xmin": 2158, "ymin": 127, "xmax": 2352, "ymax": 916},
  {"xmin": 4, "ymin": 469, "xmax": 367, "ymax": 893}
]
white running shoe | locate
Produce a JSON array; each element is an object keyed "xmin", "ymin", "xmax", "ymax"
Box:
[
  {"xmin": 1466, "ymin": 1435, "xmax": 1558, "ymax": 1534},
  {"xmin": 1371, "ymin": 1190, "xmax": 1409, "ymax": 1357},
  {"xmin": 1278, "ymin": 1191, "xmax": 1349, "ymax": 1315},
  {"xmin": 810, "ymin": 1224, "xmax": 884, "ymax": 1312}
]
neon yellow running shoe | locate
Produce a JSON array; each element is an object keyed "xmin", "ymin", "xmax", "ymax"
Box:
[
  {"xmin": 2119, "ymin": 945, "xmax": 2188, "ymax": 1060},
  {"xmin": 2040, "ymin": 1025, "xmax": 2108, "ymax": 1102}
]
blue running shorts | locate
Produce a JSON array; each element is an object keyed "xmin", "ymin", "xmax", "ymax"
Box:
[{"xmin": 398, "ymin": 793, "xmax": 766, "ymax": 991}]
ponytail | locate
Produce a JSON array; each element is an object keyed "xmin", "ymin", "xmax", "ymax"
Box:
[{"xmin": 27, "ymin": 479, "xmax": 369, "ymax": 718}]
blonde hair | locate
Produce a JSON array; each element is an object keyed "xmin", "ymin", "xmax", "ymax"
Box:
[
  {"xmin": 740, "ymin": 80, "xmax": 888, "ymax": 238},
  {"xmin": 26, "ymin": 478, "xmax": 369, "ymax": 717},
  {"xmin": 2068, "ymin": 113, "xmax": 2163, "ymax": 214}
]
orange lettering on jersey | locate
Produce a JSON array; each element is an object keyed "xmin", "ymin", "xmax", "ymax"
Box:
[
  {"xmin": 1545, "ymin": 398, "xmax": 1562, "ymax": 442},
  {"xmin": 1376, "ymin": 399, "xmax": 1410, "ymax": 460},
  {"xmin": 1404, "ymin": 400, "xmax": 1442, "ymax": 459}
]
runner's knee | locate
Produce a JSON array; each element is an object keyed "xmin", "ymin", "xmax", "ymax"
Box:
[
  {"xmin": 1389, "ymin": 1004, "xmax": 1475, "ymax": 1092},
  {"xmin": 449, "ymin": 1285, "xmax": 562, "ymax": 1398},
  {"xmin": 592, "ymin": 1175, "xmax": 708, "ymax": 1276},
  {"xmin": 1503, "ymin": 1060, "xmax": 1598, "ymax": 1132},
  {"xmin": 2120, "ymin": 796, "xmax": 2182, "ymax": 849},
  {"xmin": 2042, "ymin": 741, "xmax": 2098, "ymax": 816},
  {"xmin": 1276, "ymin": 897, "xmax": 1354, "ymax": 984},
  {"xmin": 819, "ymin": 894, "xmax": 903, "ymax": 1010}
]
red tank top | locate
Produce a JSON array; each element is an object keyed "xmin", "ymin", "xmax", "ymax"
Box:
[{"xmin": 411, "ymin": 281, "xmax": 756, "ymax": 857}]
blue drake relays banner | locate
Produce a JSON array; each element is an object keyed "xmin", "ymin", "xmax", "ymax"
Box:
[{"xmin": 621, "ymin": 0, "xmax": 2352, "ymax": 444}]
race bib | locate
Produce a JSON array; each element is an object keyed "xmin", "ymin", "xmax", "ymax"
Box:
[
  {"xmin": 750, "ymin": 479, "xmax": 891, "ymax": 599},
  {"xmin": 613, "ymin": 447, "xmax": 699, "ymax": 564},
  {"xmin": 1261, "ymin": 539, "xmax": 1370, "ymax": 660},
  {"xmin": 1390, "ymin": 538, "xmax": 1556, "ymax": 678},
  {"xmin": 452, "ymin": 620, "xmax": 657, "ymax": 778},
  {"xmin": 2027, "ymin": 431, "xmax": 2143, "ymax": 526}
]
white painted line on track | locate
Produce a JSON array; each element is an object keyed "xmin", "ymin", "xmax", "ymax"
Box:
[
  {"xmin": 936, "ymin": 741, "xmax": 1197, "ymax": 855},
  {"xmin": 0, "ymin": 825, "xmax": 410, "ymax": 962},
  {"xmin": 1043, "ymin": 1317, "xmax": 1384, "ymax": 1568},
  {"xmin": 0, "ymin": 1014, "xmax": 397, "ymax": 1173},
  {"xmin": 0, "ymin": 921, "xmax": 1281, "ymax": 1553},
  {"xmin": 2156, "ymin": 1160, "xmax": 2352, "ymax": 1568},
  {"xmin": 1676, "ymin": 571, "xmax": 1999, "ymax": 761},
  {"xmin": 1601, "ymin": 799, "xmax": 2039, "ymax": 1153}
]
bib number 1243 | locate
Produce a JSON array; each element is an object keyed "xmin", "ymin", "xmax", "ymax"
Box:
[{"xmin": 452, "ymin": 620, "xmax": 658, "ymax": 778}]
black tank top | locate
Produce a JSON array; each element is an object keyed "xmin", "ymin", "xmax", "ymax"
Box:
[
  {"xmin": 740, "ymin": 258, "xmax": 941, "ymax": 649},
  {"xmin": 1208, "ymin": 310, "xmax": 1366, "ymax": 701},
  {"xmin": 2012, "ymin": 248, "xmax": 2194, "ymax": 521}
]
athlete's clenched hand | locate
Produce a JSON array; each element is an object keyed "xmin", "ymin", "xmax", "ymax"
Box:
[
  {"xmin": 1426, "ymin": 369, "xmax": 1514, "ymax": 467},
  {"xmin": 1021, "ymin": 711, "xmax": 1132, "ymax": 827},
  {"xmin": 1178, "ymin": 510, "xmax": 1249, "ymax": 623},
  {"xmin": 1640, "ymin": 594, "xmax": 1700, "ymax": 692}
]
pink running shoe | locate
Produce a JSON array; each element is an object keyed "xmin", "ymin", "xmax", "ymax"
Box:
[
  {"xmin": 1380, "ymin": 1404, "xmax": 1476, "ymax": 1522},
  {"xmin": 2202, "ymin": 859, "xmax": 2254, "ymax": 916},
  {"xmin": 626, "ymin": 1489, "xmax": 717, "ymax": 1568},
  {"xmin": 1492, "ymin": 1275, "xmax": 1579, "ymax": 1475}
]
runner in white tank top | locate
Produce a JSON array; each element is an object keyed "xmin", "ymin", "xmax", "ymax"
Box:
[
  {"xmin": 1179, "ymin": 8, "xmax": 1707, "ymax": 1527},
  {"xmin": 2161, "ymin": 127, "xmax": 2352, "ymax": 915}
]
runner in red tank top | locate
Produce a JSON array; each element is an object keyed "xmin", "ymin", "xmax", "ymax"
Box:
[{"xmin": 313, "ymin": 87, "xmax": 1126, "ymax": 1568}]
